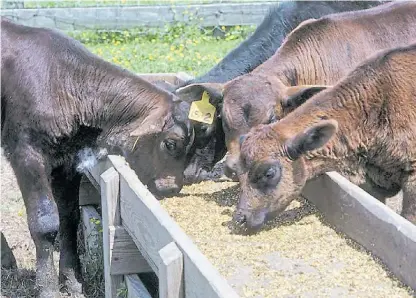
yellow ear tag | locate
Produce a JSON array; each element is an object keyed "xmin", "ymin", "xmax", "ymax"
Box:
[{"xmin": 188, "ymin": 91, "xmax": 216, "ymax": 125}]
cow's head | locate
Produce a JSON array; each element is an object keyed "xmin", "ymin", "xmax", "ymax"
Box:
[
  {"xmin": 234, "ymin": 119, "xmax": 338, "ymax": 233},
  {"xmin": 174, "ymin": 82, "xmax": 227, "ymax": 184},
  {"xmin": 122, "ymin": 97, "xmax": 195, "ymax": 198},
  {"xmin": 181, "ymin": 74, "xmax": 330, "ymax": 181}
]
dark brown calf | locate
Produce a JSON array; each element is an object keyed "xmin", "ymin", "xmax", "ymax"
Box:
[
  {"xmin": 178, "ymin": 1, "xmax": 416, "ymax": 180},
  {"xmin": 235, "ymin": 42, "xmax": 416, "ymax": 233},
  {"xmin": 1, "ymin": 18, "xmax": 193, "ymax": 297}
]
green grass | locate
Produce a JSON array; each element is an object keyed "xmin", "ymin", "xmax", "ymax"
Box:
[
  {"xmin": 85, "ymin": 37, "xmax": 243, "ymax": 75},
  {"xmin": 71, "ymin": 24, "xmax": 254, "ymax": 76}
]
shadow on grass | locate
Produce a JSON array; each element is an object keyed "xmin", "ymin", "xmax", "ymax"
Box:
[{"xmin": 1, "ymin": 268, "xmax": 37, "ymax": 298}]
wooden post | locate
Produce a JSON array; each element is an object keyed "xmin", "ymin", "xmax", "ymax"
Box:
[
  {"xmin": 81, "ymin": 206, "xmax": 102, "ymax": 262},
  {"xmin": 100, "ymin": 167, "xmax": 123, "ymax": 298},
  {"xmin": 79, "ymin": 175, "xmax": 101, "ymax": 206},
  {"xmin": 158, "ymin": 242, "xmax": 184, "ymax": 298}
]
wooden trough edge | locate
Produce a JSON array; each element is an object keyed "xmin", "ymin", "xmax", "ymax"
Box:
[
  {"xmin": 113, "ymin": 155, "xmax": 239, "ymax": 298},
  {"xmin": 85, "ymin": 155, "xmax": 239, "ymax": 297},
  {"xmin": 79, "ymin": 197, "xmax": 152, "ymax": 293},
  {"xmin": 302, "ymin": 171, "xmax": 416, "ymax": 291}
]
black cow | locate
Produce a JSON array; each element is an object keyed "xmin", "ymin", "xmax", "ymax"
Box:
[{"xmin": 1, "ymin": 18, "xmax": 192, "ymax": 297}]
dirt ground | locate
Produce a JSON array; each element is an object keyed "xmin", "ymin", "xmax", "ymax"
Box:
[{"xmin": 1, "ymin": 149, "xmax": 39, "ymax": 297}]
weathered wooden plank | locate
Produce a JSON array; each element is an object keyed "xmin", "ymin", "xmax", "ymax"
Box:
[
  {"xmin": 1, "ymin": 1, "xmax": 23, "ymax": 9},
  {"xmin": 100, "ymin": 167, "xmax": 123, "ymax": 298},
  {"xmin": 101, "ymin": 167, "xmax": 121, "ymax": 227},
  {"xmin": 81, "ymin": 206, "xmax": 102, "ymax": 263},
  {"xmin": 79, "ymin": 175, "xmax": 101, "ymax": 206},
  {"xmin": 0, "ymin": 3, "xmax": 275, "ymax": 30},
  {"xmin": 158, "ymin": 242, "xmax": 184, "ymax": 298},
  {"xmin": 107, "ymin": 155, "xmax": 238, "ymax": 298},
  {"xmin": 86, "ymin": 159, "xmax": 111, "ymax": 191},
  {"xmin": 126, "ymin": 274, "xmax": 152, "ymax": 298},
  {"xmin": 302, "ymin": 171, "xmax": 416, "ymax": 291},
  {"xmin": 110, "ymin": 226, "xmax": 152, "ymax": 275}
]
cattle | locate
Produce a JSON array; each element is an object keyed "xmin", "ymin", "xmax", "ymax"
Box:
[
  {"xmin": 234, "ymin": 42, "xmax": 416, "ymax": 233},
  {"xmin": 175, "ymin": 1, "xmax": 387, "ymax": 183},
  {"xmin": 1, "ymin": 18, "xmax": 193, "ymax": 297}
]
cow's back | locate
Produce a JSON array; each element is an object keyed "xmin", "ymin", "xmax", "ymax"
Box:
[
  {"xmin": 271, "ymin": 1, "xmax": 416, "ymax": 85},
  {"xmin": 0, "ymin": 18, "xmax": 100, "ymax": 149}
]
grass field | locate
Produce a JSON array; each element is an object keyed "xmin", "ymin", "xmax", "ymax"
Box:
[{"xmin": 0, "ymin": 25, "xmax": 249, "ymax": 297}]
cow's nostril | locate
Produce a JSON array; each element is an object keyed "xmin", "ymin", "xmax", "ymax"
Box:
[
  {"xmin": 224, "ymin": 163, "xmax": 236, "ymax": 178},
  {"xmin": 153, "ymin": 184, "xmax": 182, "ymax": 199},
  {"xmin": 233, "ymin": 211, "xmax": 247, "ymax": 225}
]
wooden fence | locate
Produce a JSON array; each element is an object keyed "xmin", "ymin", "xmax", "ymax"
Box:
[{"xmin": 0, "ymin": 2, "xmax": 277, "ymax": 31}]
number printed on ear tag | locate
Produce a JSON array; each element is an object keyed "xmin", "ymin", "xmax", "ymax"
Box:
[{"xmin": 188, "ymin": 91, "xmax": 216, "ymax": 125}]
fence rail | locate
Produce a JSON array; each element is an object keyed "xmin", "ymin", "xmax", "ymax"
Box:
[{"xmin": 1, "ymin": 1, "xmax": 277, "ymax": 31}]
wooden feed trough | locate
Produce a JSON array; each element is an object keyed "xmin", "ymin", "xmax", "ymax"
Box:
[{"xmin": 78, "ymin": 72, "xmax": 416, "ymax": 298}]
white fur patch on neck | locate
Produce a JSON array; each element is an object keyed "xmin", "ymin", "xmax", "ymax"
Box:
[{"xmin": 75, "ymin": 147, "xmax": 108, "ymax": 173}]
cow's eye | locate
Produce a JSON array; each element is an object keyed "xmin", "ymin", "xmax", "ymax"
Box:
[{"xmin": 164, "ymin": 139, "xmax": 177, "ymax": 152}]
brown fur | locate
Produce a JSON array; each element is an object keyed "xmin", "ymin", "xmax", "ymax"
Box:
[
  {"xmin": 235, "ymin": 42, "xmax": 416, "ymax": 232},
  {"xmin": 195, "ymin": 1, "xmax": 416, "ymax": 179}
]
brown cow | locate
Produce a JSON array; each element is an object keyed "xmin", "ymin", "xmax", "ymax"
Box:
[
  {"xmin": 1, "ymin": 18, "xmax": 194, "ymax": 297},
  {"xmin": 177, "ymin": 1, "xmax": 416, "ymax": 180},
  {"xmin": 174, "ymin": 1, "xmax": 387, "ymax": 185},
  {"xmin": 234, "ymin": 42, "xmax": 416, "ymax": 233}
]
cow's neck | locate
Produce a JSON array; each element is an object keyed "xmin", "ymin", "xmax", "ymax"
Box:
[
  {"xmin": 72, "ymin": 70, "xmax": 171, "ymax": 149},
  {"xmin": 249, "ymin": 48, "xmax": 300, "ymax": 87}
]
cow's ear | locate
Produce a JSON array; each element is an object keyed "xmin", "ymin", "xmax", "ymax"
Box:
[
  {"xmin": 282, "ymin": 85, "xmax": 329, "ymax": 113},
  {"xmin": 129, "ymin": 112, "xmax": 172, "ymax": 151},
  {"xmin": 285, "ymin": 119, "xmax": 338, "ymax": 160},
  {"xmin": 175, "ymin": 82, "xmax": 225, "ymax": 108}
]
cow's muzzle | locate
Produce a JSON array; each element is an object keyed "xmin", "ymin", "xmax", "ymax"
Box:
[
  {"xmin": 149, "ymin": 177, "xmax": 182, "ymax": 199},
  {"xmin": 232, "ymin": 207, "xmax": 268, "ymax": 234}
]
